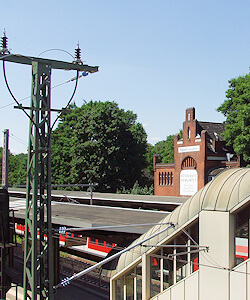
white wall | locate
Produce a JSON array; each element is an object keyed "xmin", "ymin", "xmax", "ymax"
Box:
[
  {"xmin": 153, "ymin": 271, "xmax": 199, "ymax": 300},
  {"xmin": 229, "ymin": 259, "xmax": 250, "ymax": 300},
  {"xmin": 199, "ymin": 210, "xmax": 234, "ymax": 300}
]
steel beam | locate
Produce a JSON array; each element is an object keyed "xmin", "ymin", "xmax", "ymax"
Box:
[{"xmin": 0, "ymin": 53, "xmax": 98, "ymax": 72}]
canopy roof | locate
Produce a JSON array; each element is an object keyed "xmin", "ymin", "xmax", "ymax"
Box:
[{"xmin": 114, "ymin": 168, "xmax": 250, "ymax": 274}]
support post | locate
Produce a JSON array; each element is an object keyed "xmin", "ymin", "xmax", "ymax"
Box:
[
  {"xmin": 0, "ymin": 46, "xmax": 98, "ymax": 300},
  {"xmin": 2, "ymin": 129, "xmax": 9, "ymax": 190},
  {"xmin": 23, "ymin": 61, "xmax": 54, "ymax": 300},
  {"xmin": 142, "ymin": 254, "xmax": 150, "ymax": 300}
]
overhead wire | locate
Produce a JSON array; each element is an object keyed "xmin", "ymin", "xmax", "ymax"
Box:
[
  {"xmin": 2, "ymin": 60, "xmax": 39, "ymax": 133},
  {"xmin": 2, "ymin": 52, "xmax": 80, "ymax": 148},
  {"xmin": 0, "ymin": 75, "xmax": 80, "ymax": 110},
  {"xmin": 37, "ymin": 48, "xmax": 74, "ymax": 60},
  {"xmin": 50, "ymin": 70, "xmax": 79, "ymax": 133},
  {"xmin": 37, "ymin": 47, "xmax": 80, "ymax": 133},
  {"xmin": 9, "ymin": 133, "xmax": 27, "ymax": 146}
]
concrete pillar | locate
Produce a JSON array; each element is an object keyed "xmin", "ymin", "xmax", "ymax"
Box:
[
  {"xmin": 142, "ymin": 254, "xmax": 150, "ymax": 300},
  {"xmin": 199, "ymin": 210, "xmax": 234, "ymax": 300}
]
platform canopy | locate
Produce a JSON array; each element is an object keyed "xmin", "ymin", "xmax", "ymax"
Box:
[{"xmin": 114, "ymin": 168, "xmax": 250, "ymax": 274}]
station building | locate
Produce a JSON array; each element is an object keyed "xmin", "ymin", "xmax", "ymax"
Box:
[
  {"xmin": 153, "ymin": 107, "xmax": 245, "ymax": 197},
  {"xmin": 110, "ymin": 168, "xmax": 250, "ymax": 300}
]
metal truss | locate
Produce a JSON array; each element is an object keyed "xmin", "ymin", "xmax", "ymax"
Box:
[
  {"xmin": 23, "ymin": 61, "xmax": 54, "ymax": 299},
  {"xmin": 1, "ymin": 43, "xmax": 98, "ymax": 299}
]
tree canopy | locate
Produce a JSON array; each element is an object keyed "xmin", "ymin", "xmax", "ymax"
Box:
[
  {"xmin": 51, "ymin": 101, "xmax": 148, "ymax": 192},
  {"xmin": 217, "ymin": 73, "xmax": 250, "ymax": 162},
  {"xmin": 0, "ymin": 147, "xmax": 27, "ymax": 186},
  {"xmin": 145, "ymin": 130, "xmax": 183, "ymax": 176},
  {"xmin": 154, "ymin": 134, "xmax": 175, "ymax": 164}
]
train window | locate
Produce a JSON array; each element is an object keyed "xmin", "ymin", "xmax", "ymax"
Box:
[{"xmin": 235, "ymin": 204, "xmax": 250, "ymax": 266}]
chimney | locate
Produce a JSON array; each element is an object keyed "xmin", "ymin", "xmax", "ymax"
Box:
[{"xmin": 186, "ymin": 107, "xmax": 195, "ymax": 122}]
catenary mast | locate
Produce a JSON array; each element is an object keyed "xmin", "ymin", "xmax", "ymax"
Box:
[{"xmin": 0, "ymin": 30, "xmax": 98, "ymax": 299}]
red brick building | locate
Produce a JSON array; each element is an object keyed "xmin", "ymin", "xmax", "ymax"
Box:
[{"xmin": 154, "ymin": 107, "xmax": 245, "ymax": 196}]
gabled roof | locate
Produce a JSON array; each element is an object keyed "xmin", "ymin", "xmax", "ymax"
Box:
[
  {"xmin": 197, "ymin": 121, "xmax": 225, "ymax": 141},
  {"xmin": 197, "ymin": 121, "xmax": 235, "ymax": 154}
]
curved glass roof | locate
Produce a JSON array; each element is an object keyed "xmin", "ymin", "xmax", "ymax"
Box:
[{"xmin": 114, "ymin": 168, "xmax": 250, "ymax": 274}]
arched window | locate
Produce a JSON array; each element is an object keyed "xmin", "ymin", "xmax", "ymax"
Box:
[
  {"xmin": 168, "ymin": 172, "xmax": 170, "ymax": 186},
  {"xmin": 159, "ymin": 173, "xmax": 161, "ymax": 185},
  {"xmin": 171, "ymin": 172, "xmax": 173, "ymax": 186},
  {"xmin": 188, "ymin": 127, "xmax": 191, "ymax": 139},
  {"xmin": 164, "ymin": 172, "xmax": 167, "ymax": 185},
  {"xmin": 181, "ymin": 157, "xmax": 197, "ymax": 169}
]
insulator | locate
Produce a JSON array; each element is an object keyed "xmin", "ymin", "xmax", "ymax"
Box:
[
  {"xmin": 74, "ymin": 42, "xmax": 82, "ymax": 64},
  {"xmin": 2, "ymin": 36, "xmax": 7, "ymax": 49},
  {"xmin": 1, "ymin": 29, "xmax": 9, "ymax": 54}
]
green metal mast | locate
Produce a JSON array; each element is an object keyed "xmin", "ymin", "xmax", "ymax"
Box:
[
  {"xmin": 23, "ymin": 61, "xmax": 53, "ymax": 300},
  {"xmin": 0, "ymin": 34, "xmax": 98, "ymax": 299}
]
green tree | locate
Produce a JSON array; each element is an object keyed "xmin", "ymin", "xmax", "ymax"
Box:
[
  {"xmin": 217, "ymin": 73, "xmax": 250, "ymax": 162},
  {"xmin": 145, "ymin": 130, "xmax": 183, "ymax": 175},
  {"xmin": 145, "ymin": 143, "xmax": 155, "ymax": 175},
  {"xmin": 154, "ymin": 135, "xmax": 175, "ymax": 164},
  {"xmin": 51, "ymin": 101, "xmax": 148, "ymax": 192},
  {"xmin": 0, "ymin": 147, "xmax": 27, "ymax": 186},
  {"xmin": 9, "ymin": 153, "xmax": 27, "ymax": 185}
]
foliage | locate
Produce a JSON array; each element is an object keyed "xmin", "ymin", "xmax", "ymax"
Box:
[
  {"xmin": 0, "ymin": 147, "xmax": 27, "ymax": 186},
  {"xmin": 51, "ymin": 101, "xmax": 148, "ymax": 192},
  {"xmin": 145, "ymin": 143, "xmax": 155, "ymax": 175},
  {"xmin": 154, "ymin": 134, "xmax": 175, "ymax": 164},
  {"xmin": 117, "ymin": 181, "xmax": 154, "ymax": 195},
  {"xmin": 9, "ymin": 153, "xmax": 27, "ymax": 185},
  {"xmin": 16, "ymin": 234, "xmax": 24, "ymax": 244},
  {"xmin": 217, "ymin": 73, "xmax": 250, "ymax": 162},
  {"xmin": 145, "ymin": 130, "xmax": 183, "ymax": 176}
]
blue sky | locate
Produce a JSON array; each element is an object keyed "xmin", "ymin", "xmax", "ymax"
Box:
[{"xmin": 0, "ymin": 0, "xmax": 249, "ymax": 153}]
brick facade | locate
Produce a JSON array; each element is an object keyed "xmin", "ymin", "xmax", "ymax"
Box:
[{"xmin": 154, "ymin": 107, "xmax": 245, "ymax": 196}]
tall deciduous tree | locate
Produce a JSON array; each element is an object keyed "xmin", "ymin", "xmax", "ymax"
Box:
[
  {"xmin": 154, "ymin": 135, "xmax": 175, "ymax": 164},
  {"xmin": 0, "ymin": 147, "xmax": 27, "ymax": 186},
  {"xmin": 51, "ymin": 101, "xmax": 148, "ymax": 192},
  {"xmin": 145, "ymin": 131, "xmax": 183, "ymax": 176},
  {"xmin": 217, "ymin": 73, "xmax": 250, "ymax": 162}
]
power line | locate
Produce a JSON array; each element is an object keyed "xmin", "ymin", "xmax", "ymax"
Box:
[
  {"xmin": 9, "ymin": 133, "xmax": 27, "ymax": 146},
  {"xmin": 0, "ymin": 73, "xmax": 83, "ymax": 110}
]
